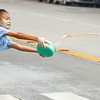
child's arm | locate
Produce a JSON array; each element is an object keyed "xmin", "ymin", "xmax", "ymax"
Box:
[
  {"xmin": 6, "ymin": 31, "xmax": 45, "ymax": 48},
  {"xmin": 10, "ymin": 43, "xmax": 37, "ymax": 52},
  {"xmin": 10, "ymin": 43, "xmax": 44, "ymax": 57}
]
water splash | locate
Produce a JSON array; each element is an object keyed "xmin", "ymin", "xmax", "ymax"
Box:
[{"xmin": 55, "ymin": 32, "xmax": 100, "ymax": 48}]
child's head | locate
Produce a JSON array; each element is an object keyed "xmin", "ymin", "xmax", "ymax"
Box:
[{"xmin": 0, "ymin": 9, "xmax": 11, "ymax": 29}]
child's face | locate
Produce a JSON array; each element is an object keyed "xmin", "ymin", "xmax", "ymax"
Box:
[{"xmin": 0, "ymin": 12, "xmax": 11, "ymax": 29}]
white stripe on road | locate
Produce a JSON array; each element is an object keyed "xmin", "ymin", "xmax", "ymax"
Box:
[
  {"xmin": 9, "ymin": 10, "xmax": 99, "ymax": 28},
  {"xmin": 30, "ymin": 13, "xmax": 50, "ymax": 18},
  {"xmin": 0, "ymin": 94, "xmax": 20, "ymax": 100},
  {"xmin": 30, "ymin": 13, "xmax": 99, "ymax": 27},
  {"xmin": 41, "ymin": 92, "xmax": 89, "ymax": 100},
  {"xmin": 76, "ymin": 22, "xmax": 100, "ymax": 27},
  {"xmin": 54, "ymin": 17, "xmax": 72, "ymax": 22},
  {"xmin": 30, "ymin": 13, "xmax": 71, "ymax": 22}
]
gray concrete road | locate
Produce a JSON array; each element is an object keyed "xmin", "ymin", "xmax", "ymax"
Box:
[
  {"xmin": 0, "ymin": 0, "xmax": 100, "ymax": 100},
  {"xmin": 0, "ymin": 47, "xmax": 100, "ymax": 100}
]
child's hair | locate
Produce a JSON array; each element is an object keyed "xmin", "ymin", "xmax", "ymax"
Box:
[{"xmin": 0, "ymin": 9, "xmax": 8, "ymax": 16}]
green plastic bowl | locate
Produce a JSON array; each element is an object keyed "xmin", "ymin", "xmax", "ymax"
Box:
[{"xmin": 37, "ymin": 40, "xmax": 56, "ymax": 57}]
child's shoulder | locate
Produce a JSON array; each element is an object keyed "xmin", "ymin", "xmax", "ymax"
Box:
[
  {"xmin": 0, "ymin": 26, "xmax": 9, "ymax": 31},
  {"xmin": 0, "ymin": 26, "xmax": 6, "ymax": 30},
  {"xmin": 0, "ymin": 26, "xmax": 10, "ymax": 36}
]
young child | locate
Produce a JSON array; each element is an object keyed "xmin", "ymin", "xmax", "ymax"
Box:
[{"xmin": 0, "ymin": 9, "xmax": 46, "ymax": 57}]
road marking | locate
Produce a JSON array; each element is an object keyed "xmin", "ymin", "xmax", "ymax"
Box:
[
  {"xmin": 30, "ymin": 13, "xmax": 100, "ymax": 27},
  {"xmin": 9, "ymin": 36, "xmax": 100, "ymax": 62},
  {"xmin": 54, "ymin": 17, "xmax": 72, "ymax": 22},
  {"xmin": 40, "ymin": 92, "xmax": 89, "ymax": 100},
  {"xmin": 30, "ymin": 13, "xmax": 71, "ymax": 22},
  {"xmin": 0, "ymin": 94, "xmax": 21, "ymax": 100},
  {"xmin": 30, "ymin": 13, "xmax": 50, "ymax": 18},
  {"xmin": 57, "ymin": 48, "xmax": 100, "ymax": 62},
  {"xmin": 76, "ymin": 22, "xmax": 100, "ymax": 27}
]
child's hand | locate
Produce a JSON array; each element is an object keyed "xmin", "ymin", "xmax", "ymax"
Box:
[{"xmin": 37, "ymin": 37, "xmax": 46, "ymax": 48}]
